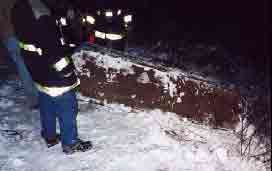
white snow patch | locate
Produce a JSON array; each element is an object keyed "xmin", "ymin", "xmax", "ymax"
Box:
[
  {"xmin": 71, "ymin": 51, "xmax": 91, "ymax": 77},
  {"xmin": 176, "ymin": 97, "xmax": 182, "ymax": 103},
  {"xmin": 88, "ymin": 51, "xmax": 135, "ymax": 75},
  {"xmin": 0, "ymin": 85, "xmax": 13, "ymax": 96},
  {"xmin": 143, "ymin": 67, "xmax": 151, "ymax": 71},
  {"xmin": 0, "ymin": 99, "xmax": 14, "ymax": 110},
  {"xmin": 154, "ymin": 71, "xmax": 179, "ymax": 97},
  {"xmin": 195, "ymin": 88, "xmax": 199, "ymax": 96},
  {"xmin": 131, "ymin": 94, "xmax": 136, "ymax": 99},
  {"xmin": 180, "ymin": 92, "xmax": 185, "ymax": 97},
  {"xmin": 12, "ymin": 158, "xmax": 25, "ymax": 167},
  {"xmin": 106, "ymin": 73, "xmax": 117, "ymax": 82},
  {"xmin": 136, "ymin": 72, "xmax": 150, "ymax": 84},
  {"xmin": 97, "ymin": 92, "xmax": 104, "ymax": 97}
]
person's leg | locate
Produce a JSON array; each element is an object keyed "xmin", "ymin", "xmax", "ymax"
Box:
[
  {"xmin": 2, "ymin": 36, "xmax": 38, "ymax": 98},
  {"xmin": 38, "ymin": 91, "xmax": 57, "ymax": 139},
  {"xmin": 55, "ymin": 90, "xmax": 79, "ymax": 146},
  {"xmin": 55, "ymin": 90, "xmax": 93, "ymax": 154}
]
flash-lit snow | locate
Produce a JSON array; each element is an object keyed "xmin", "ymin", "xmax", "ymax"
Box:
[
  {"xmin": 136, "ymin": 72, "xmax": 150, "ymax": 84},
  {"xmin": 0, "ymin": 80, "xmax": 266, "ymax": 171}
]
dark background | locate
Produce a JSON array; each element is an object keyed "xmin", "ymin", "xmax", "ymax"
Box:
[{"xmin": 73, "ymin": 0, "xmax": 269, "ymax": 69}]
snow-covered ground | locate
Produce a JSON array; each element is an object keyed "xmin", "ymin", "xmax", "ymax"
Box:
[{"xmin": 0, "ymin": 79, "xmax": 266, "ymax": 171}]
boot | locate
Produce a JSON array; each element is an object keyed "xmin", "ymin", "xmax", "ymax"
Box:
[
  {"xmin": 62, "ymin": 139, "xmax": 93, "ymax": 155},
  {"xmin": 41, "ymin": 132, "xmax": 60, "ymax": 148}
]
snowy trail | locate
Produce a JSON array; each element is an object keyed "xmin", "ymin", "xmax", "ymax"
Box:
[{"xmin": 0, "ymin": 80, "xmax": 266, "ymax": 171}]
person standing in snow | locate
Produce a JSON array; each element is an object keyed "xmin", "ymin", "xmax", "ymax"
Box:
[
  {"xmin": 0, "ymin": 0, "xmax": 38, "ymax": 108},
  {"xmin": 11, "ymin": 0, "xmax": 93, "ymax": 154}
]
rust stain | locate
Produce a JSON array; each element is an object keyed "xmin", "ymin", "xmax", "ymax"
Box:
[{"xmin": 79, "ymin": 56, "xmax": 241, "ymax": 129}]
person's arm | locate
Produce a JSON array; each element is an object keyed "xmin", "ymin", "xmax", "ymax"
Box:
[{"xmin": 38, "ymin": 15, "xmax": 76, "ymax": 77}]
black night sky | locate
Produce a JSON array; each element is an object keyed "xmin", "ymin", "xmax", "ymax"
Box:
[
  {"xmin": 136, "ymin": 0, "xmax": 268, "ymax": 57},
  {"xmin": 73, "ymin": 0, "xmax": 269, "ymax": 66}
]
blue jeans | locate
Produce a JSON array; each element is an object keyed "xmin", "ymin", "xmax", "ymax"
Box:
[
  {"xmin": 38, "ymin": 90, "xmax": 79, "ymax": 145},
  {"xmin": 2, "ymin": 36, "xmax": 38, "ymax": 98}
]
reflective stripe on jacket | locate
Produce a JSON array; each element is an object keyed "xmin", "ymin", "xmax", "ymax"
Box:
[{"xmin": 36, "ymin": 78, "xmax": 80, "ymax": 97}]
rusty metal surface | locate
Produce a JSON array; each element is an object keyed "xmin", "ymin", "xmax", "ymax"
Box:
[{"xmin": 75, "ymin": 50, "xmax": 242, "ymax": 129}]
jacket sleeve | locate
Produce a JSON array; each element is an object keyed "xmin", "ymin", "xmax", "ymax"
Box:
[
  {"xmin": 37, "ymin": 15, "xmax": 70, "ymax": 64},
  {"xmin": 34, "ymin": 15, "xmax": 76, "ymax": 76}
]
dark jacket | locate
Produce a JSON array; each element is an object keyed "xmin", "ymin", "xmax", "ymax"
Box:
[
  {"xmin": 11, "ymin": 0, "xmax": 78, "ymax": 87},
  {"xmin": 0, "ymin": 0, "xmax": 17, "ymax": 40}
]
